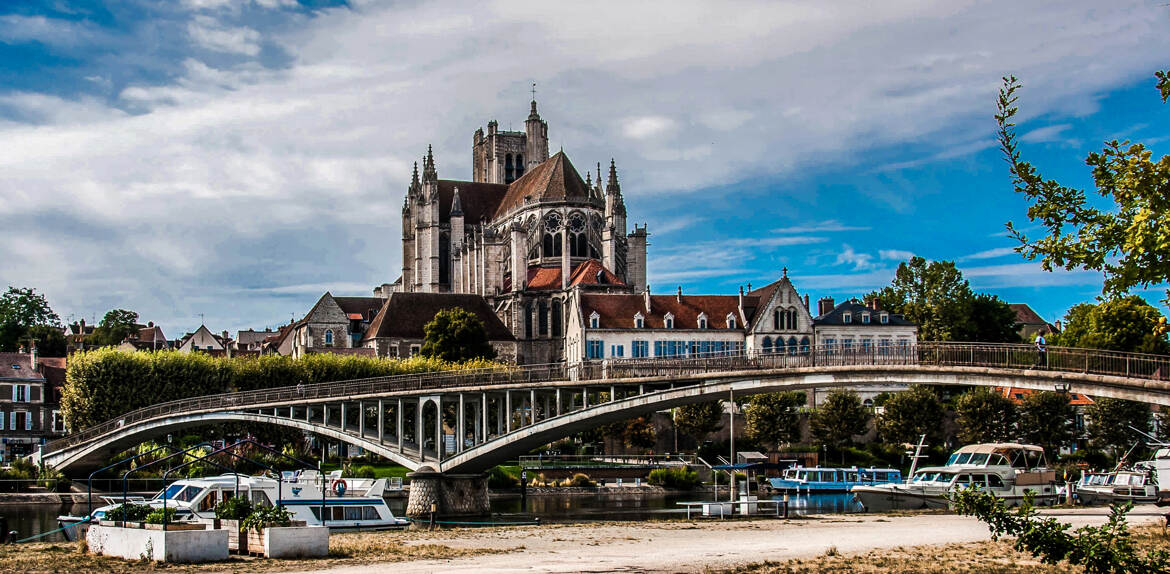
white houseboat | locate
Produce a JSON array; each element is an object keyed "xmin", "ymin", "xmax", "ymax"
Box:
[{"xmin": 852, "ymin": 443, "xmax": 1059, "ymax": 512}]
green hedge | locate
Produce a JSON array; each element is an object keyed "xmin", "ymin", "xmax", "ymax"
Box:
[
  {"xmin": 647, "ymin": 467, "xmax": 701, "ymax": 489},
  {"xmin": 61, "ymin": 349, "xmax": 501, "ymax": 431}
]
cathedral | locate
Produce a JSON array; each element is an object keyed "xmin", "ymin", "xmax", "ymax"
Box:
[{"xmin": 382, "ymin": 99, "xmax": 649, "ymax": 364}]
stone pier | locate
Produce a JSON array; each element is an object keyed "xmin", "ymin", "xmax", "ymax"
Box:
[{"xmin": 405, "ymin": 466, "xmax": 490, "ymax": 519}]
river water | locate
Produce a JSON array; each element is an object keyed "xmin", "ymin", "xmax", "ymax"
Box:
[{"xmin": 1, "ymin": 493, "xmax": 862, "ymax": 542}]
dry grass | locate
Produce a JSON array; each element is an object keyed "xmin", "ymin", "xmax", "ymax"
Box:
[
  {"xmin": 0, "ymin": 530, "xmax": 508, "ymax": 574},
  {"xmin": 715, "ymin": 525, "xmax": 1170, "ymax": 574}
]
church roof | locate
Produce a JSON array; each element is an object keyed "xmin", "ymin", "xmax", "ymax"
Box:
[
  {"xmin": 493, "ymin": 152, "xmax": 592, "ymax": 219},
  {"xmin": 362, "ymin": 292, "xmax": 515, "ymax": 342},
  {"xmin": 581, "ymin": 293, "xmax": 757, "ymax": 330},
  {"xmin": 438, "ymin": 180, "xmax": 509, "ymax": 223},
  {"xmin": 332, "ymin": 296, "xmax": 384, "ymax": 321},
  {"xmin": 522, "ymin": 260, "xmax": 626, "ymax": 291}
]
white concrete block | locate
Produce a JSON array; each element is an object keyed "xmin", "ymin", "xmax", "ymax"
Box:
[
  {"xmin": 264, "ymin": 526, "xmax": 330, "ymax": 559},
  {"xmin": 87, "ymin": 524, "xmax": 228, "ymax": 563}
]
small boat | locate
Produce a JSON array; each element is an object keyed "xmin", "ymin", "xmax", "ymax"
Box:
[
  {"xmin": 1075, "ymin": 463, "xmax": 1157, "ymax": 505},
  {"xmin": 852, "ymin": 443, "xmax": 1059, "ymax": 512},
  {"xmin": 768, "ymin": 467, "xmax": 902, "ymax": 493},
  {"xmin": 57, "ymin": 470, "xmax": 407, "ymax": 541}
]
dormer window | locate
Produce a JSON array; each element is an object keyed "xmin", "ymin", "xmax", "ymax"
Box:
[
  {"xmin": 880, "ymin": 313, "xmax": 889, "ymax": 324},
  {"xmin": 634, "ymin": 312, "xmax": 644, "ymax": 329},
  {"xmin": 843, "ymin": 312, "xmax": 852, "ymax": 324},
  {"xmin": 726, "ymin": 313, "xmax": 737, "ymax": 329},
  {"xmin": 697, "ymin": 313, "xmax": 708, "ymax": 329},
  {"xmin": 862, "ymin": 313, "xmax": 871, "ymax": 325},
  {"xmin": 664, "ymin": 312, "xmax": 675, "ymax": 329},
  {"xmin": 589, "ymin": 311, "xmax": 600, "ymax": 329}
]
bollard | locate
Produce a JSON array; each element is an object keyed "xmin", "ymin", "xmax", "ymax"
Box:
[{"xmin": 7, "ymin": 531, "xmax": 16, "ymax": 544}]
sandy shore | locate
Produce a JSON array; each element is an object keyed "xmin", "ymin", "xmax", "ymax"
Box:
[{"xmin": 285, "ymin": 506, "xmax": 1168, "ymax": 574}]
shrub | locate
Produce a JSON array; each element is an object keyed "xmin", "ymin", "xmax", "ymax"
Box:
[
  {"xmin": 105, "ymin": 503, "xmax": 152, "ymax": 522},
  {"xmin": 214, "ymin": 496, "xmax": 253, "ymax": 521},
  {"xmin": 242, "ymin": 504, "xmax": 293, "ymax": 532},
  {"xmin": 487, "ymin": 466, "xmax": 520, "ymax": 489},
  {"xmin": 145, "ymin": 507, "xmax": 177, "ymax": 524},
  {"xmin": 647, "ymin": 467, "xmax": 700, "ymax": 489},
  {"xmin": 568, "ymin": 473, "xmax": 595, "ymax": 487},
  {"xmin": 352, "ymin": 465, "xmax": 377, "ymax": 479}
]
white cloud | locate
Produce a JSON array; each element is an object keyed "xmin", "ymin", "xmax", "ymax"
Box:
[
  {"xmin": 621, "ymin": 116, "xmax": 676, "ymax": 140},
  {"xmin": 187, "ymin": 15, "xmax": 262, "ymax": 56},
  {"xmin": 1020, "ymin": 123, "xmax": 1073, "ymax": 143},
  {"xmin": 959, "ymin": 246, "xmax": 1018, "ymax": 261},
  {"xmin": 775, "ymin": 220, "xmax": 871, "ymax": 234},
  {"xmin": 835, "ymin": 245, "xmax": 876, "ymax": 271},
  {"xmin": 879, "ymin": 249, "xmax": 914, "ymax": 261}
]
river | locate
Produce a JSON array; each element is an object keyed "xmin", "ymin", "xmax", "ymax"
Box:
[{"xmin": 0, "ymin": 492, "xmax": 862, "ymax": 542}]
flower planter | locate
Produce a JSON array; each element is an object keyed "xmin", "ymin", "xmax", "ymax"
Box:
[
  {"xmin": 245, "ymin": 522, "xmax": 327, "ymax": 559},
  {"xmin": 142, "ymin": 523, "xmax": 206, "ymax": 531},
  {"xmin": 86, "ymin": 523, "xmax": 228, "ymax": 563}
]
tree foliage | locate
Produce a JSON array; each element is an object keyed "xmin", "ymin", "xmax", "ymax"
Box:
[
  {"xmin": 955, "ymin": 387, "xmax": 1019, "ymax": 444},
  {"xmin": 62, "ymin": 348, "xmax": 500, "ymax": 431},
  {"xmin": 0, "ymin": 286, "xmax": 60, "ymax": 352},
  {"xmin": 743, "ymin": 391, "xmax": 805, "ymax": 449},
  {"xmin": 998, "ymin": 73, "xmax": 1170, "ymax": 306},
  {"xmin": 867, "ymin": 258, "xmax": 1018, "ymax": 342},
  {"xmin": 674, "ymin": 401, "xmax": 723, "ymax": 441},
  {"xmin": 88, "ymin": 309, "xmax": 140, "ymax": 347},
  {"xmin": 953, "ymin": 489, "xmax": 1170, "ymax": 574},
  {"xmin": 877, "ymin": 385, "xmax": 945, "ymax": 445},
  {"xmin": 1085, "ymin": 397, "xmax": 1150, "ymax": 458},
  {"xmin": 1052, "ymin": 297, "xmax": 1170, "ymax": 355},
  {"xmin": 1018, "ymin": 391, "xmax": 1076, "ymax": 456},
  {"xmin": 810, "ymin": 390, "xmax": 870, "ymax": 448},
  {"xmin": 420, "ymin": 307, "xmax": 497, "ymax": 362}
]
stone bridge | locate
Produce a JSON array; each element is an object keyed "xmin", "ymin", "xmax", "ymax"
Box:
[{"xmin": 33, "ymin": 343, "xmax": 1170, "ymax": 515}]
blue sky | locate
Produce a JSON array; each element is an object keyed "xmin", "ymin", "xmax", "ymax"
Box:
[{"xmin": 0, "ymin": 0, "xmax": 1167, "ymax": 338}]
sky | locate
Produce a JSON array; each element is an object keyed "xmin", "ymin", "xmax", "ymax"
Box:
[{"xmin": 1, "ymin": 0, "xmax": 1168, "ymax": 338}]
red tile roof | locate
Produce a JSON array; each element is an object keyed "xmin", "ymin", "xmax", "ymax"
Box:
[
  {"xmin": 581, "ymin": 293, "xmax": 754, "ymax": 330},
  {"xmin": 523, "ymin": 260, "xmax": 625, "ymax": 291},
  {"xmin": 995, "ymin": 386, "xmax": 1094, "ymax": 406}
]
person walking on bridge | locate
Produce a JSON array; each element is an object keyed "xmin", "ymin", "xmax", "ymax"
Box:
[{"xmin": 1034, "ymin": 333, "xmax": 1047, "ymax": 368}]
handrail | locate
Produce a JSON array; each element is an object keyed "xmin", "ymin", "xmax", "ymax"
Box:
[{"xmin": 41, "ymin": 342, "xmax": 1170, "ymax": 456}]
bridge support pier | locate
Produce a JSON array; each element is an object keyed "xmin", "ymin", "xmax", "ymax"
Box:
[{"xmin": 405, "ymin": 467, "xmax": 489, "ymax": 520}]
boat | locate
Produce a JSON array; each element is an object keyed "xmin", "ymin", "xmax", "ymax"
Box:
[
  {"xmin": 1075, "ymin": 463, "xmax": 1158, "ymax": 505},
  {"xmin": 768, "ymin": 467, "xmax": 902, "ymax": 493},
  {"xmin": 852, "ymin": 443, "xmax": 1059, "ymax": 512},
  {"xmin": 57, "ymin": 470, "xmax": 408, "ymax": 541}
]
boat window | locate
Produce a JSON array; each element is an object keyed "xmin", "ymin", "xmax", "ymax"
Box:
[
  {"xmin": 332, "ymin": 507, "xmax": 346, "ymax": 520},
  {"xmin": 988, "ymin": 455, "xmax": 1008, "ymax": 466},
  {"xmin": 159, "ymin": 484, "xmax": 186, "ymax": 500},
  {"xmin": 987, "ymin": 474, "xmax": 1005, "ymax": 488},
  {"xmin": 953, "ymin": 474, "xmax": 974, "ymax": 487},
  {"xmin": 954, "ymin": 453, "xmax": 972, "ymax": 465},
  {"xmin": 968, "ymin": 454, "xmax": 989, "ymax": 466},
  {"xmin": 363, "ymin": 506, "xmax": 380, "ymax": 520},
  {"xmin": 252, "ymin": 490, "xmax": 273, "ymax": 508},
  {"xmin": 173, "ymin": 486, "xmax": 204, "ymax": 503},
  {"xmin": 845, "ymin": 471, "xmax": 858, "ymax": 482},
  {"xmin": 310, "ymin": 507, "xmax": 322, "ymax": 520},
  {"xmin": 199, "ymin": 489, "xmax": 219, "ymax": 512},
  {"xmin": 344, "ymin": 506, "xmax": 363, "ymax": 521}
]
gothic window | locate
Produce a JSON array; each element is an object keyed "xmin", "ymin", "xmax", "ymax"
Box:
[
  {"xmin": 324, "ymin": 329, "xmax": 334, "ymax": 347},
  {"xmin": 773, "ymin": 309, "xmax": 780, "ymax": 330},
  {"xmin": 516, "ymin": 153, "xmax": 524, "ymax": 178},
  {"xmin": 568, "ymin": 212, "xmax": 588, "ymax": 257},
  {"xmin": 551, "ymin": 300, "xmax": 563, "ymax": 337},
  {"xmin": 543, "ymin": 212, "xmax": 563, "ymax": 258},
  {"xmin": 774, "ymin": 337, "xmax": 784, "ymax": 354},
  {"xmin": 538, "ymin": 300, "xmax": 549, "ymax": 336},
  {"xmin": 788, "ymin": 308, "xmax": 798, "ymax": 330},
  {"xmin": 763, "ymin": 336, "xmax": 772, "ymax": 353},
  {"xmin": 439, "ymin": 232, "xmax": 450, "ymax": 285},
  {"xmin": 505, "ymin": 153, "xmax": 515, "ymax": 183},
  {"xmin": 787, "ymin": 336, "xmax": 798, "ymax": 355},
  {"xmin": 800, "ymin": 336, "xmax": 811, "ymax": 353},
  {"xmin": 524, "ymin": 303, "xmax": 534, "ymax": 338}
]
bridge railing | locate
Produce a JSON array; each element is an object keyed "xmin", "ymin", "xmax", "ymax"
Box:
[{"xmin": 43, "ymin": 342, "xmax": 1169, "ymax": 456}]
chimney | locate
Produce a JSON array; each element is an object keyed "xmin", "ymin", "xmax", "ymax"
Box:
[
  {"xmin": 148, "ymin": 321, "xmax": 154, "ymax": 328},
  {"xmin": 738, "ymin": 285, "xmax": 745, "ymax": 309},
  {"xmin": 79, "ymin": 318, "xmax": 86, "ymax": 332},
  {"xmin": 676, "ymin": 286, "xmax": 682, "ymax": 303},
  {"xmin": 644, "ymin": 285, "xmax": 652, "ymax": 313},
  {"xmin": 30, "ymin": 342, "xmax": 37, "ymax": 371},
  {"xmin": 817, "ymin": 297, "xmax": 835, "ymax": 317},
  {"xmin": 803, "ymin": 294, "xmax": 810, "ymax": 312}
]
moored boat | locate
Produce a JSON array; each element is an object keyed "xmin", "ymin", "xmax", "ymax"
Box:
[
  {"xmin": 769, "ymin": 467, "xmax": 902, "ymax": 493},
  {"xmin": 1075, "ymin": 464, "xmax": 1157, "ymax": 506},
  {"xmin": 57, "ymin": 470, "xmax": 407, "ymax": 541},
  {"xmin": 852, "ymin": 443, "xmax": 1059, "ymax": 512}
]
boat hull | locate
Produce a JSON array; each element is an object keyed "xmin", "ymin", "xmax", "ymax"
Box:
[
  {"xmin": 1077, "ymin": 487, "xmax": 1157, "ymax": 506},
  {"xmin": 853, "ymin": 486, "xmax": 1058, "ymax": 513}
]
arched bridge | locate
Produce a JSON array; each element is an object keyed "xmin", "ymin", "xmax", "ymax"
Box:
[{"xmin": 36, "ymin": 343, "xmax": 1170, "ymax": 476}]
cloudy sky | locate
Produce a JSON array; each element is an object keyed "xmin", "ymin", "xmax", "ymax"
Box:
[{"xmin": 1, "ymin": 0, "xmax": 1167, "ymax": 338}]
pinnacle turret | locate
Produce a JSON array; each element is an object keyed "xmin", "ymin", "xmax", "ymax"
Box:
[
  {"xmin": 606, "ymin": 158, "xmax": 620, "ymax": 193},
  {"xmin": 422, "ymin": 145, "xmax": 438, "ymax": 182},
  {"xmin": 410, "ymin": 161, "xmax": 420, "ymax": 192}
]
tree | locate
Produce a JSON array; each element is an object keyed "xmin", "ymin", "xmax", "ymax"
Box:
[
  {"xmin": 674, "ymin": 401, "xmax": 723, "ymax": 442},
  {"xmin": 955, "ymin": 293, "xmax": 1022, "ymax": 343},
  {"xmin": 1085, "ymin": 397, "xmax": 1150, "ymax": 459},
  {"xmin": 810, "ymin": 390, "xmax": 870, "ymax": 448},
  {"xmin": 954, "ymin": 388, "xmax": 1019, "ymax": 444},
  {"xmin": 877, "ymin": 386, "xmax": 945, "ymax": 445},
  {"xmin": 997, "ymin": 72, "xmax": 1170, "ymax": 306},
  {"xmin": 88, "ymin": 309, "xmax": 140, "ymax": 347},
  {"xmin": 0, "ymin": 287, "xmax": 61, "ymax": 352},
  {"xmin": 867, "ymin": 257, "xmax": 974, "ymax": 341},
  {"xmin": 621, "ymin": 416, "xmax": 657, "ymax": 450},
  {"xmin": 1052, "ymin": 297, "xmax": 1170, "ymax": 355},
  {"xmin": 25, "ymin": 325, "xmax": 67, "ymax": 357},
  {"xmin": 1018, "ymin": 391, "xmax": 1076, "ymax": 456},
  {"xmin": 743, "ymin": 391, "xmax": 806, "ymax": 449},
  {"xmin": 420, "ymin": 307, "xmax": 497, "ymax": 362}
]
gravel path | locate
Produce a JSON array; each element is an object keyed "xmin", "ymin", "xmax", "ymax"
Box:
[{"xmin": 289, "ymin": 507, "xmax": 1168, "ymax": 574}]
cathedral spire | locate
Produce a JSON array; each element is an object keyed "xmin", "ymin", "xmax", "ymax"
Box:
[
  {"xmin": 422, "ymin": 145, "xmax": 438, "ymax": 182},
  {"xmin": 410, "ymin": 161, "xmax": 420, "ymax": 192},
  {"xmin": 606, "ymin": 158, "xmax": 620, "ymax": 193}
]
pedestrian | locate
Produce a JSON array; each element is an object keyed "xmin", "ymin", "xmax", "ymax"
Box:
[
  {"xmin": 1035, "ymin": 332, "xmax": 1047, "ymax": 368},
  {"xmin": 297, "ymin": 382, "xmax": 305, "ymax": 396}
]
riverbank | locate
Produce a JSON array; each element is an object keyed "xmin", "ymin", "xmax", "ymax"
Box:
[{"xmin": 3, "ymin": 506, "xmax": 1166, "ymax": 573}]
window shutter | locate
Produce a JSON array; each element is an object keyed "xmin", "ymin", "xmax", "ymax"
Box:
[
  {"xmin": 25, "ymin": 412, "xmax": 32, "ymax": 431},
  {"xmin": 8, "ymin": 412, "xmax": 14, "ymax": 431},
  {"xmin": 0, "ymin": 412, "xmax": 5, "ymax": 431},
  {"xmin": 10, "ymin": 385, "xmax": 15, "ymax": 402}
]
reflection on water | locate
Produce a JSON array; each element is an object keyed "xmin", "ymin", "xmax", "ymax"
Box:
[{"xmin": 1, "ymin": 492, "xmax": 863, "ymax": 541}]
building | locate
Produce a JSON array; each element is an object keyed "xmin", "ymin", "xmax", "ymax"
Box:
[
  {"xmin": 361, "ymin": 292, "xmax": 517, "ymax": 360},
  {"xmin": 116, "ymin": 322, "xmax": 169, "ymax": 352},
  {"xmin": 177, "ymin": 325, "xmax": 228, "ymax": 353},
  {"xmin": 234, "ymin": 328, "xmax": 274, "ymax": 352},
  {"xmin": 0, "ymin": 349, "xmax": 64, "ymax": 461},
  {"xmin": 288, "ymin": 294, "xmax": 383, "ymax": 359},
  {"xmin": 1010, "ymin": 303, "xmax": 1057, "ymax": 342}
]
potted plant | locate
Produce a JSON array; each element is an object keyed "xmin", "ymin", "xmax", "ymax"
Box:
[
  {"xmin": 241, "ymin": 505, "xmax": 325, "ymax": 558},
  {"xmin": 213, "ymin": 496, "xmax": 253, "ymax": 552},
  {"xmin": 101, "ymin": 503, "xmax": 152, "ymax": 527},
  {"xmin": 242, "ymin": 505, "xmax": 293, "ymax": 555}
]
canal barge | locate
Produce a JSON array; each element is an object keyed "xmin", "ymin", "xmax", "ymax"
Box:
[{"xmin": 768, "ymin": 467, "xmax": 902, "ymax": 493}]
